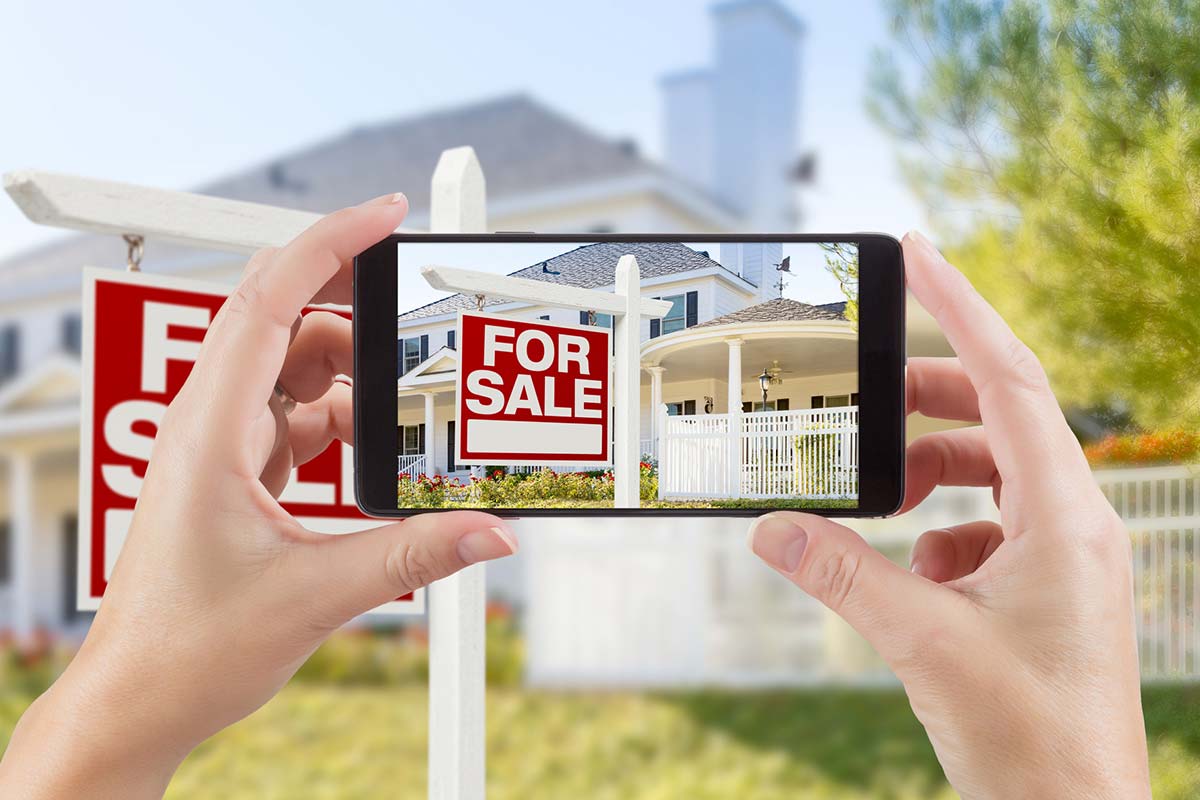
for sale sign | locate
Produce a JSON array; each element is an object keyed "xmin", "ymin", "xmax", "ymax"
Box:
[
  {"xmin": 455, "ymin": 311, "xmax": 611, "ymax": 465},
  {"xmin": 79, "ymin": 268, "xmax": 423, "ymax": 614}
]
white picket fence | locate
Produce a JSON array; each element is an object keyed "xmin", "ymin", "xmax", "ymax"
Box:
[
  {"xmin": 657, "ymin": 406, "xmax": 859, "ymax": 500},
  {"xmin": 1095, "ymin": 465, "xmax": 1200, "ymax": 681}
]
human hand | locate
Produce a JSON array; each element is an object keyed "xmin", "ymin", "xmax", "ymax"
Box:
[
  {"xmin": 0, "ymin": 194, "xmax": 518, "ymax": 799},
  {"xmin": 748, "ymin": 231, "xmax": 1149, "ymax": 799}
]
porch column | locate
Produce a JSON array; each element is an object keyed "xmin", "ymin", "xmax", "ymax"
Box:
[
  {"xmin": 726, "ymin": 339, "xmax": 744, "ymax": 496},
  {"xmin": 423, "ymin": 392, "xmax": 436, "ymax": 476},
  {"xmin": 8, "ymin": 452, "xmax": 34, "ymax": 638},
  {"xmin": 647, "ymin": 365, "xmax": 664, "ymax": 456}
]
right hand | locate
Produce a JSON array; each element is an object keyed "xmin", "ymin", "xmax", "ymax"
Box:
[{"xmin": 748, "ymin": 231, "xmax": 1150, "ymax": 799}]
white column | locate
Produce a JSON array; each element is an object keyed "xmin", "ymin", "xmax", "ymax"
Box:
[
  {"xmin": 613, "ymin": 254, "xmax": 642, "ymax": 508},
  {"xmin": 9, "ymin": 452, "xmax": 34, "ymax": 639},
  {"xmin": 726, "ymin": 339, "xmax": 743, "ymax": 497},
  {"xmin": 423, "ymin": 392, "xmax": 436, "ymax": 476},
  {"xmin": 647, "ymin": 365, "xmax": 665, "ymax": 455},
  {"xmin": 428, "ymin": 146, "xmax": 486, "ymax": 800}
]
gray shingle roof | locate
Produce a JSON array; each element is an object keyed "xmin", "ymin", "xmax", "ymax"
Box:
[
  {"xmin": 398, "ymin": 241, "xmax": 745, "ymax": 321},
  {"xmin": 1, "ymin": 95, "xmax": 686, "ymax": 298},
  {"xmin": 693, "ymin": 297, "xmax": 847, "ymax": 328}
]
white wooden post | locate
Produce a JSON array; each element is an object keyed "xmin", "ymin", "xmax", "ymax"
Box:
[
  {"xmin": 726, "ymin": 339, "xmax": 743, "ymax": 496},
  {"xmin": 647, "ymin": 365, "xmax": 664, "ymax": 454},
  {"xmin": 423, "ymin": 392, "xmax": 436, "ymax": 476},
  {"xmin": 427, "ymin": 146, "xmax": 488, "ymax": 800},
  {"xmin": 8, "ymin": 451, "xmax": 35, "ymax": 638},
  {"xmin": 613, "ymin": 255, "xmax": 642, "ymax": 508}
]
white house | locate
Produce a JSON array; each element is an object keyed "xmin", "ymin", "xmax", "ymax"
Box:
[{"xmin": 395, "ymin": 240, "xmax": 861, "ymax": 502}]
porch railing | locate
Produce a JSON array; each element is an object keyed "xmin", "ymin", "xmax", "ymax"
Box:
[
  {"xmin": 657, "ymin": 406, "xmax": 859, "ymax": 500},
  {"xmin": 398, "ymin": 454, "xmax": 428, "ymax": 478}
]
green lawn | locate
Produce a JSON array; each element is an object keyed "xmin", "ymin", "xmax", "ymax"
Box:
[{"xmin": 3, "ymin": 683, "xmax": 1196, "ymax": 798}]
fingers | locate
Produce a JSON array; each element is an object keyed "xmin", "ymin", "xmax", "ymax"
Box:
[
  {"xmin": 902, "ymin": 232, "xmax": 1095, "ymax": 527},
  {"xmin": 900, "ymin": 426, "xmax": 1001, "ymax": 513},
  {"xmin": 277, "ymin": 312, "xmax": 353, "ymax": 404},
  {"xmin": 183, "ymin": 194, "xmax": 406, "ymax": 448},
  {"xmin": 749, "ymin": 512, "xmax": 961, "ymax": 668},
  {"xmin": 907, "ymin": 357, "xmax": 980, "ymax": 422},
  {"xmin": 909, "ymin": 521, "xmax": 1004, "ymax": 584},
  {"xmin": 287, "ymin": 382, "xmax": 353, "ymax": 465},
  {"xmin": 309, "ymin": 512, "xmax": 518, "ymax": 625}
]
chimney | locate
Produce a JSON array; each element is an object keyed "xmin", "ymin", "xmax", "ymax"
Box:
[
  {"xmin": 720, "ymin": 241, "xmax": 784, "ymax": 301},
  {"xmin": 660, "ymin": 1, "xmax": 804, "ymax": 230}
]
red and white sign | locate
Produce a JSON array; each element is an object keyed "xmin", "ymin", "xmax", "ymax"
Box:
[
  {"xmin": 455, "ymin": 311, "xmax": 611, "ymax": 465},
  {"xmin": 79, "ymin": 268, "xmax": 423, "ymax": 614}
]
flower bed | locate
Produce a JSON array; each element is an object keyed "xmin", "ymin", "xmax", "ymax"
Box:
[
  {"xmin": 1084, "ymin": 430, "xmax": 1200, "ymax": 467},
  {"xmin": 398, "ymin": 462, "xmax": 658, "ymax": 508}
]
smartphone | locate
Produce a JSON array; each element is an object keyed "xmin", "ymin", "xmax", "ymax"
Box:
[{"xmin": 354, "ymin": 234, "xmax": 905, "ymax": 517}]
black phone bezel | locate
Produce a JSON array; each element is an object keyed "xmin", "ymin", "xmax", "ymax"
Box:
[{"xmin": 354, "ymin": 233, "xmax": 905, "ymax": 518}]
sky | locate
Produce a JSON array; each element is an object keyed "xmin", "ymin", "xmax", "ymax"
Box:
[
  {"xmin": 0, "ymin": 0, "xmax": 925, "ymax": 262},
  {"xmin": 396, "ymin": 240, "xmax": 850, "ymax": 312}
]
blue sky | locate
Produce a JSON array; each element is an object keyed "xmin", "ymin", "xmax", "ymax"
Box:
[{"xmin": 0, "ymin": 0, "xmax": 925, "ymax": 261}]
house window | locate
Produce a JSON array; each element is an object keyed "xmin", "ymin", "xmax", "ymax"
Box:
[
  {"xmin": 666, "ymin": 400, "xmax": 696, "ymax": 416},
  {"xmin": 810, "ymin": 393, "xmax": 858, "ymax": 409},
  {"xmin": 61, "ymin": 313, "xmax": 82, "ymax": 355},
  {"xmin": 538, "ymin": 314, "xmax": 550, "ymax": 321},
  {"xmin": 61, "ymin": 515, "xmax": 89, "ymax": 623},
  {"xmin": 398, "ymin": 424, "xmax": 426, "ymax": 455},
  {"xmin": 743, "ymin": 399, "xmax": 789, "ymax": 412},
  {"xmin": 649, "ymin": 291, "xmax": 697, "ymax": 338},
  {"xmin": 447, "ymin": 330, "xmax": 456, "ymax": 350},
  {"xmin": 0, "ymin": 324, "xmax": 19, "ymax": 383},
  {"xmin": 578, "ymin": 311, "xmax": 613, "ymax": 328},
  {"xmin": 398, "ymin": 334, "xmax": 428, "ymax": 376}
]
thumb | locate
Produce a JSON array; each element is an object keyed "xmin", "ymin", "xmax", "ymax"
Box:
[
  {"xmin": 309, "ymin": 511, "xmax": 518, "ymax": 624},
  {"xmin": 749, "ymin": 511, "xmax": 952, "ymax": 668}
]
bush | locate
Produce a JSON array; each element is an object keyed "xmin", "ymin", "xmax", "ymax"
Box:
[{"xmin": 1085, "ymin": 430, "xmax": 1200, "ymax": 467}]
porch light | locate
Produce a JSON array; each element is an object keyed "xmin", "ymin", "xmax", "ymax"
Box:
[{"xmin": 758, "ymin": 368, "xmax": 771, "ymax": 408}]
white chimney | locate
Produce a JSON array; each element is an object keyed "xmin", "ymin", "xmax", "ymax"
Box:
[
  {"xmin": 721, "ymin": 241, "xmax": 784, "ymax": 301},
  {"xmin": 660, "ymin": 1, "xmax": 804, "ymax": 230}
]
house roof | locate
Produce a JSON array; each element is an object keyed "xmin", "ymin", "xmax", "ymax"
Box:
[
  {"xmin": 397, "ymin": 241, "xmax": 746, "ymax": 321},
  {"xmin": 693, "ymin": 297, "xmax": 847, "ymax": 328},
  {"xmin": 2, "ymin": 95, "xmax": 715, "ymax": 300}
]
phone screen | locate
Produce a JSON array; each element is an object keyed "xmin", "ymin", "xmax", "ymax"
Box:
[{"xmin": 394, "ymin": 239, "xmax": 860, "ymax": 512}]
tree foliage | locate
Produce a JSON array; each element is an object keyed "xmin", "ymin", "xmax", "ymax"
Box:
[
  {"xmin": 819, "ymin": 242, "xmax": 860, "ymax": 327},
  {"xmin": 869, "ymin": 0, "xmax": 1200, "ymax": 428}
]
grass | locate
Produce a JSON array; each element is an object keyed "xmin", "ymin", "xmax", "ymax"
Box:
[{"xmin": 2, "ymin": 683, "xmax": 1197, "ymax": 798}]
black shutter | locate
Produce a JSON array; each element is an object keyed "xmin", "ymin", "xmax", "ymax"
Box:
[
  {"xmin": 684, "ymin": 400, "xmax": 696, "ymax": 415},
  {"xmin": 398, "ymin": 341, "xmax": 405, "ymax": 376},
  {"xmin": 580, "ymin": 310, "xmax": 589, "ymax": 325},
  {"xmin": 447, "ymin": 421, "xmax": 456, "ymax": 472},
  {"xmin": 447, "ymin": 330, "xmax": 456, "ymax": 350},
  {"xmin": 685, "ymin": 291, "xmax": 698, "ymax": 327},
  {"xmin": 420, "ymin": 334, "xmax": 429, "ymax": 363},
  {"xmin": 851, "ymin": 392, "xmax": 860, "ymax": 406},
  {"xmin": 810, "ymin": 395, "xmax": 824, "ymax": 409},
  {"xmin": 0, "ymin": 326, "xmax": 20, "ymax": 381},
  {"xmin": 742, "ymin": 401, "xmax": 752, "ymax": 413},
  {"xmin": 650, "ymin": 319, "xmax": 660, "ymax": 338},
  {"xmin": 398, "ymin": 426, "xmax": 405, "ymax": 453},
  {"xmin": 777, "ymin": 398, "xmax": 790, "ymax": 411},
  {"xmin": 0, "ymin": 521, "xmax": 10, "ymax": 583},
  {"xmin": 61, "ymin": 515, "xmax": 80, "ymax": 622},
  {"xmin": 61, "ymin": 314, "xmax": 82, "ymax": 355}
]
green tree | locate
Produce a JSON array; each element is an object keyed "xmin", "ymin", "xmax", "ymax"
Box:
[
  {"xmin": 819, "ymin": 242, "xmax": 860, "ymax": 327},
  {"xmin": 869, "ymin": 0, "xmax": 1200, "ymax": 429}
]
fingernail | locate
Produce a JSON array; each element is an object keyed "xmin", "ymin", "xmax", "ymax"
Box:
[
  {"xmin": 360, "ymin": 192, "xmax": 408, "ymax": 207},
  {"xmin": 748, "ymin": 514, "xmax": 808, "ymax": 572},
  {"xmin": 457, "ymin": 526, "xmax": 518, "ymax": 565},
  {"xmin": 911, "ymin": 560, "xmax": 925, "ymax": 577},
  {"xmin": 389, "ymin": 192, "xmax": 407, "ymax": 205}
]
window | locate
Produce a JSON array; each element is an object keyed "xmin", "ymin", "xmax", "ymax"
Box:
[
  {"xmin": 0, "ymin": 324, "xmax": 19, "ymax": 383},
  {"xmin": 666, "ymin": 400, "xmax": 696, "ymax": 416},
  {"xmin": 810, "ymin": 393, "xmax": 858, "ymax": 409},
  {"xmin": 61, "ymin": 515, "xmax": 89, "ymax": 623},
  {"xmin": 578, "ymin": 311, "xmax": 613, "ymax": 328},
  {"xmin": 538, "ymin": 314, "xmax": 550, "ymax": 321},
  {"xmin": 398, "ymin": 334, "xmax": 428, "ymax": 376},
  {"xmin": 398, "ymin": 424, "xmax": 426, "ymax": 455},
  {"xmin": 743, "ymin": 399, "xmax": 789, "ymax": 412},
  {"xmin": 61, "ymin": 313, "xmax": 82, "ymax": 355},
  {"xmin": 447, "ymin": 330, "xmax": 456, "ymax": 350},
  {"xmin": 649, "ymin": 291, "xmax": 697, "ymax": 338}
]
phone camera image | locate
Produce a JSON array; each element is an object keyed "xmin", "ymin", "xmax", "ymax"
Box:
[{"xmin": 392, "ymin": 240, "xmax": 861, "ymax": 512}]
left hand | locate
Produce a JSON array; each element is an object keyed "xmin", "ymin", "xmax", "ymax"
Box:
[{"xmin": 0, "ymin": 193, "xmax": 519, "ymax": 799}]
